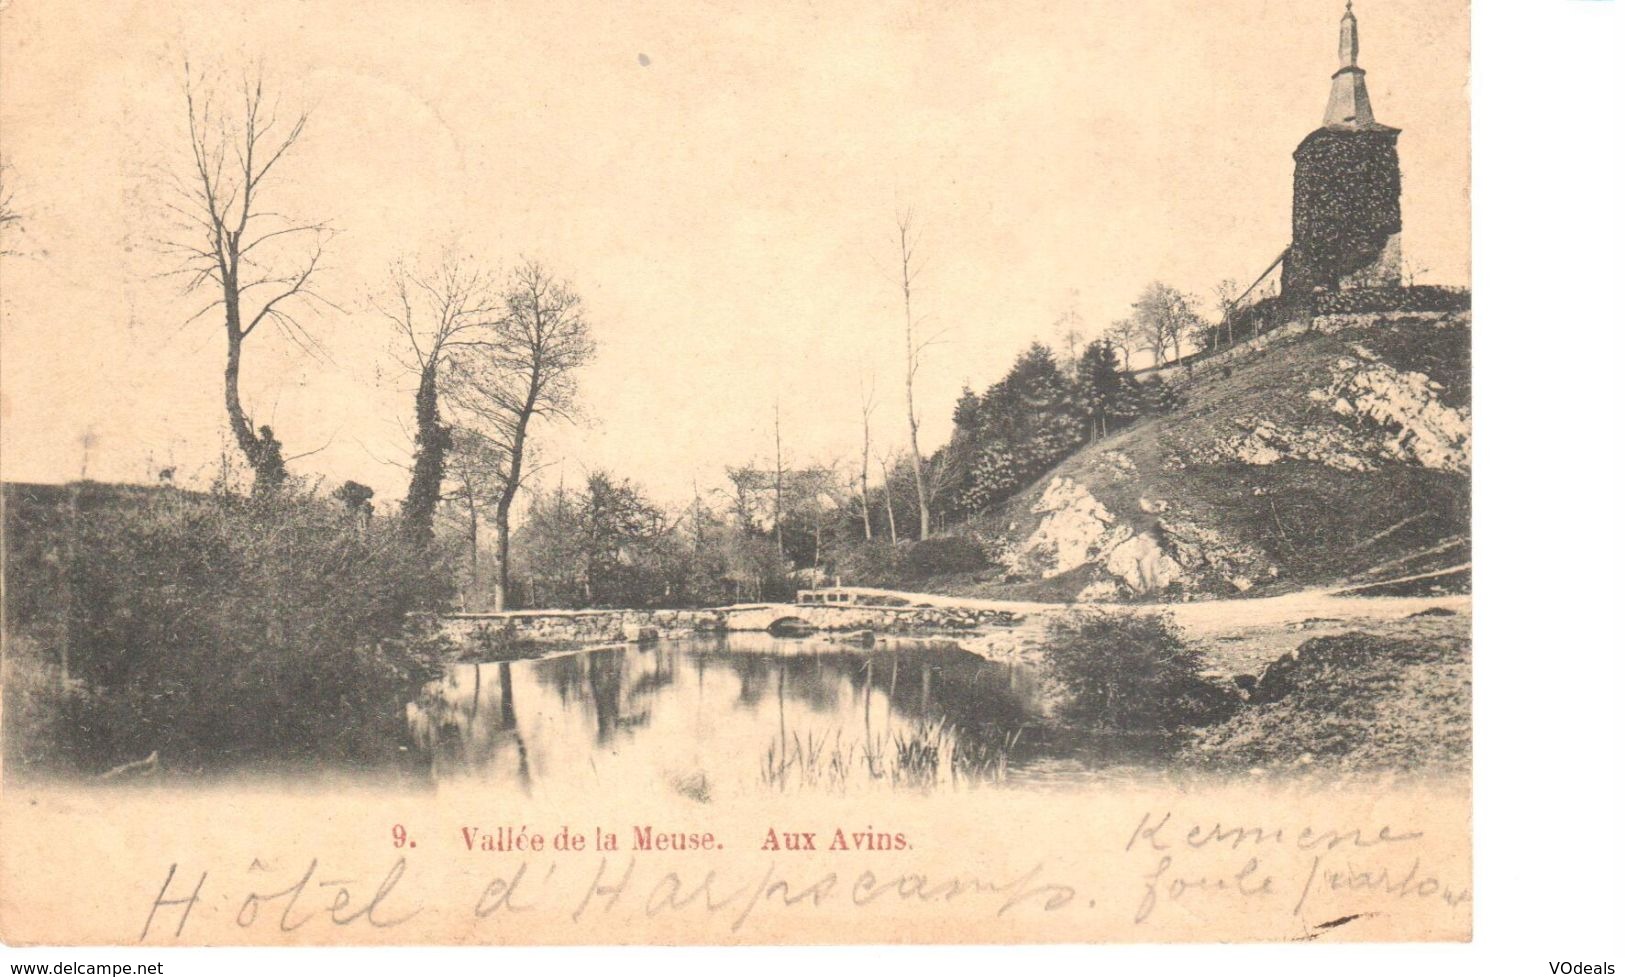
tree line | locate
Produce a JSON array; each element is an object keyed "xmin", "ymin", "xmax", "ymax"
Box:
[
  {"xmin": 156, "ymin": 70, "xmax": 1235, "ymax": 611},
  {"xmin": 492, "ymin": 294, "xmax": 1209, "ymax": 608}
]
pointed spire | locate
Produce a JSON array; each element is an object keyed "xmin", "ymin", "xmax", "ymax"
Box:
[
  {"xmin": 1322, "ymin": 1, "xmax": 1381, "ymax": 130},
  {"xmin": 1339, "ymin": 1, "xmax": 1359, "ymax": 69}
]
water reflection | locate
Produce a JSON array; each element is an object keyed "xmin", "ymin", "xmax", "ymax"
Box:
[{"xmin": 407, "ymin": 632, "xmax": 1158, "ymax": 797}]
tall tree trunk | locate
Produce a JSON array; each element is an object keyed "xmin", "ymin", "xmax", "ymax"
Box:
[
  {"xmin": 492, "ymin": 366, "xmax": 541, "ymax": 610},
  {"xmin": 899, "ymin": 220, "xmax": 929, "ymax": 540},
  {"xmin": 692, "ymin": 478, "xmax": 704, "ymax": 559},
  {"xmin": 221, "ymin": 259, "xmax": 287, "ymax": 495},
  {"xmin": 859, "ymin": 395, "xmax": 874, "ymax": 541},
  {"xmin": 465, "ymin": 490, "xmax": 479, "ymax": 609},
  {"xmin": 881, "ymin": 461, "xmax": 899, "ymax": 545},
  {"xmin": 493, "ymin": 428, "xmax": 525, "ymax": 611},
  {"xmin": 859, "ymin": 484, "xmax": 874, "ymax": 540},
  {"xmin": 494, "ymin": 495, "xmax": 513, "ymax": 611}
]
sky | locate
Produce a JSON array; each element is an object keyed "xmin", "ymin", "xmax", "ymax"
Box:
[{"xmin": 0, "ymin": 0, "xmax": 1469, "ymax": 508}]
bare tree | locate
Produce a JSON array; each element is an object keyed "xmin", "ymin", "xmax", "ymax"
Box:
[
  {"xmin": 724, "ymin": 464, "xmax": 769, "ymax": 533},
  {"xmin": 1131, "ymin": 281, "xmax": 1202, "ymax": 368},
  {"xmin": 895, "ymin": 210, "xmax": 936, "ymax": 539},
  {"xmin": 161, "ymin": 66, "xmax": 332, "ymax": 494},
  {"xmin": 923, "ymin": 436, "xmax": 969, "ymax": 528},
  {"xmin": 879, "ymin": 450, "xmax": 899, "ymax": 545},
  {"xmin": 786, "ymin": 463, "xmax": 845, "ymax": 567},
  {"xmin": 454, "ymin": 261, "xmax": 594, "ymax": 610},
  {"xmin": 1104, "ymin": 318, "xmax": 1138, "ymax": 373},
  {"xmin": 857, "ymin": 374, "xmax": 877, "ymax": 541},
  {"xmin": 375, "ymin": 254, "xmax": 496, "ymax": 547},
  {"xmin": 1053, "ymin": 290, "xmax": 1086, "ymax": 376}
]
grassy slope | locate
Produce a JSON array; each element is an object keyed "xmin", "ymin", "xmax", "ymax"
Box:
[
  {"xmin": 947, "ymin": 312, "xmax": 1470, "ymax": 601},
  {"xmin": 1178, "ymin": 613, "xmax": 1471, "ymax": 774}
]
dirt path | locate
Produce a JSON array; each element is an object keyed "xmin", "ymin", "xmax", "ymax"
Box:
[
  {"xmin": 904, "ymin": 585, "xmax": 1469, "ymax": 671},
  {"xmin": 813, "ymin": 583, "xmax": 1469, "ymax": 636},
  {"xmin": 1154, "ymin": 588, "xmax": 1469, "ymax": 640}
]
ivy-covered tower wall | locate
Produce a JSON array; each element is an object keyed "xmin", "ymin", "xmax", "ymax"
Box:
[
  {"xmin": 1281, "ymin": 2, "xmax": 1403, "ymax": 300},
  {"xmin": 1283, "ymin": 127, "xmax": 1402, "ymax": 297}
]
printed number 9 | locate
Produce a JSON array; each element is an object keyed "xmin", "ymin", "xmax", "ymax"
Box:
[{"xmin": 392, "ymin": 824, "xmax": 408, "ymax": 848}]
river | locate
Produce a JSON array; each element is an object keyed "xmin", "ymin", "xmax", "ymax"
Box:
[{"xmin": 406, "ymin": 633, "xmax": 1179, "ymax": 798}]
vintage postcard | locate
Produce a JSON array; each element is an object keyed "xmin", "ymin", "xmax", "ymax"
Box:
[{"xmin": 0, "ymin": 0, "xmax": 1472, "ymax": 946}]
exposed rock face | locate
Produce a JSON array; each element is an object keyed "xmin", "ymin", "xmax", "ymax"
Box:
[
  {"xmin": 1156, "ymin": 518, "xmax": 1276, "ymax": 593},
  {"xmin": 1206, "ymin": 417, "xmax": 1376, "ymax": 471},
  {"xmin": 1315, "ymin": 350, "xmax": 1471, "ymax": 474},
  {"xmin": 1103, "ymin": 532, "xmax": 1183, "ymax": 593},
  {"xmin": 1001, "ymin": 476, "xmax": 1180, "ymax": 595},
  {"xmin": 1197, "ymin": 346, "xmax": 1469, "ymax": 476},
  {"xmin": 1099, "ymin": 450, "xmax": 1138, "ymax": 481},
  {"xmin": 1003, "ymin": 477, "xmax": 1111, "ymax": 578}
]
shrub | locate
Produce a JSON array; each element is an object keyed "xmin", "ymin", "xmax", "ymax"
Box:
[
  {"xmin": 901, "ymin": 536, "xmax": 989, "ymax": 580},
  {"xmin": 2, "ymin": 482, "xmax": 453, "ymax": 775},
  {"xmin": 827, "ymin": 539, "xmax": 904, "ymax": 589},
  {"xmin": 1140, "ymin": 375, "xmax": 1183, "ymax": 413},
  {"xmin": 1039, "ymin": 610, "xmax": 1238, "ymax": 732}
]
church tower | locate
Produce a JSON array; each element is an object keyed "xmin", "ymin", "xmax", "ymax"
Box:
[{"xmin": 1282, "ymin": 2, "xmax": 1403, "ymax": 299}]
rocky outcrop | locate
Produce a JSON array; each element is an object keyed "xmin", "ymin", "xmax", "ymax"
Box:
[
  {"xmin": 999, "ymin": 468, "xmax": 1288, "ymax": 599},
  {"xmin": 1156, "ymin": 518, "xmax": 1277, "ymax": 594},
  {"xmin": 1202, "ymin": 417, "xmax": 1376, "ymax": 471},
  {"xmin": 981, "ymin": 311, "xmax": 1469, "ymax": 599},
  {"xmin": 1103, "ymin": 533, "xmax": 1183, "ymax": 593},
  {"xmin": 1313, "ymin": 349, "xmax": 1471, "ymax": 474},
  {"xmin": 1188, "ymin": 344, "xmax": 1468, "ymax": 477},
  {"xmin": 1180, "ymin": 624, "xmax": 1472, "ymax": 773},
  {"xmin": 1001, "ymin": 476, "xmax": 1181, "ymax": 596},
  {"xmin": 1004, "ymin": 477, "xmax": 1115, "ymax": 577},
  {"xmin": 1099, "ymin": 450, "xmax": 1138, "ymax": 481}
]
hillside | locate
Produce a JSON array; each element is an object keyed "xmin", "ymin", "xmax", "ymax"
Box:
[{"xmin": 958, "ymin": 308, "xmax": 1471, "ymax": 602}]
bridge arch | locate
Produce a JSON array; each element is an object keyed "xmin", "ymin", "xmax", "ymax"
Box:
[{"xmin": 767, "ymin": 616, "xmax": 818, "ymax": 637}]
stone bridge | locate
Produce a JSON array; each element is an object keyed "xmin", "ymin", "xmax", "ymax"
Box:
[
  {"xmin": 717, "ymin": 601, "xmax": 1021, "ymax": 634},
  {"xmin": 430, "ymin": 585, "xmax": 1469, "ymax": 671},
  {"xmin": 434, "ymin": 587, "xmax": 1035, "ymax": 653}
]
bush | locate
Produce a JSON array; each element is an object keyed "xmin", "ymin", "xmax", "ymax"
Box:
[
  {"xmin": 827, "ymin": 539, "xmax": 904, "ymax": 589},
  {"xmin": 1140, "ymin": 375, "xmax": 1183, "ymax": 413},
  {"xmin": 2, "ymin": 482, "xmax": 453, "ymax": 775},
  {"xmin": 901, "ymin": 536, "xmax": 989, "ymax": 580},
  {"xmin": 824, "ymin": 535, "xmax": 989, "ymax": 588},
  {"xmin": 1039, "ymin": 610, "xmax": 1238, "ymax": 732}
]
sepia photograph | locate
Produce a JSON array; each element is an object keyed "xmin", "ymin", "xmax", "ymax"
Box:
[{"xmin": 0, "ymin": 0, "xmax": 1594, "ymax": 960}]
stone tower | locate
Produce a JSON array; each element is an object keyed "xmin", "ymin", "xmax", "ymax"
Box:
[{"xmin": 1282, "ymin": 2, "xmax": 1403, "ymax": 300}]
